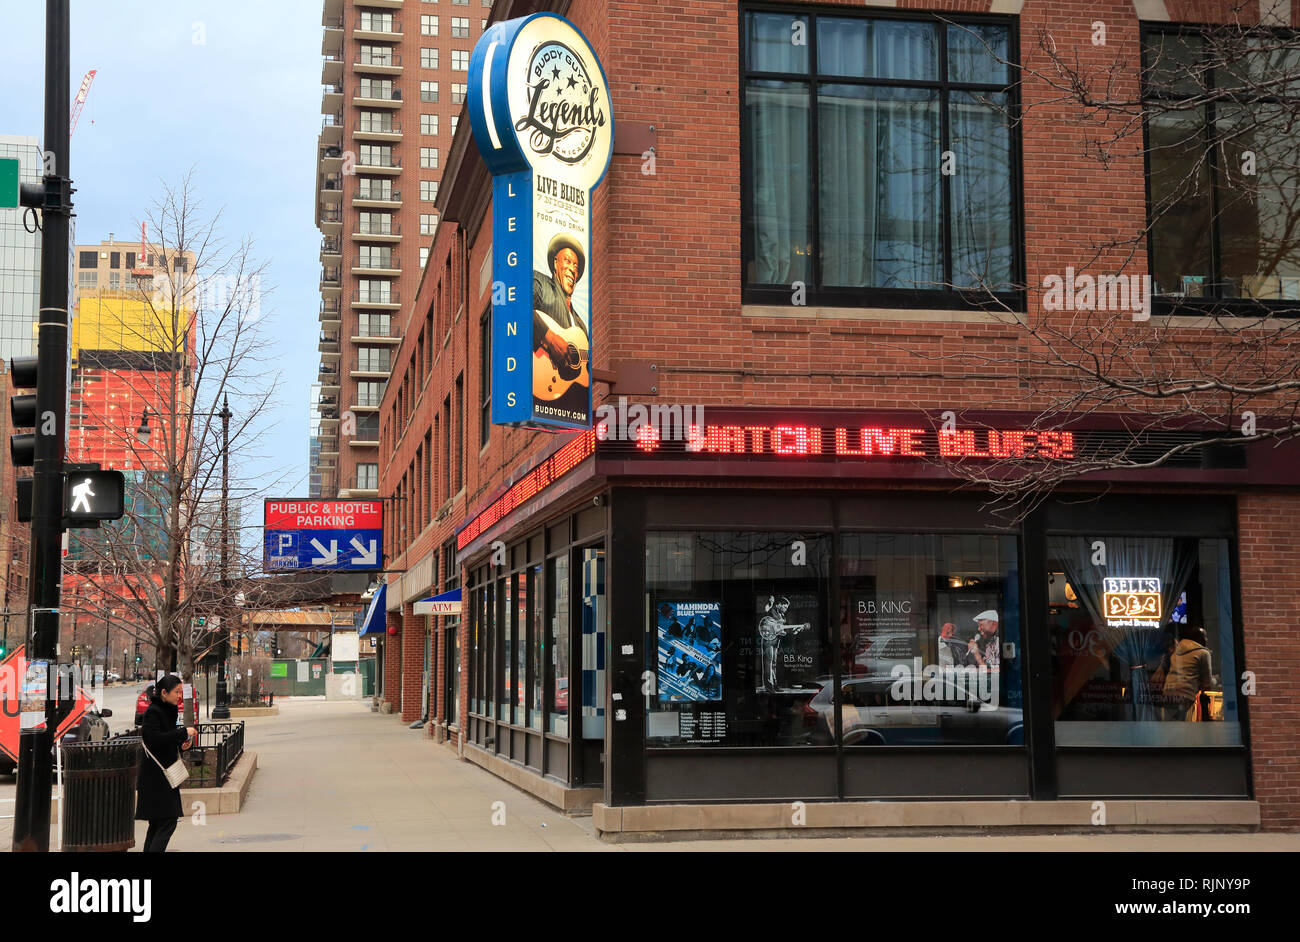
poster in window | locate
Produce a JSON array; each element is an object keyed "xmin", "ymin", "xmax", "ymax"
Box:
[
  {"xmin": 655, "ymin": 601, "xmax": 722, "ymax": 702},
  {"xmin": 754, "ymin": 592, "xmax": 819, "ymax": 693},
  {"xmin": 850, "ymin": 593, "xmax": 920, "ymax": 677}
]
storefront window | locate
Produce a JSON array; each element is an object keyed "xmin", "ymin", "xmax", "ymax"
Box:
[
  {"xmin": 550, "ymin": 554, "xmax": 570, "ymax": 735},
  {"xmin": 646, "ymin": 531, "xmax": 830, "ymax": 748},
  {"xmin": 530, "ymin": 564, "xmax": 543, "ymax": 730},
  {"xmin": 482, "ymin": 581, "xmax": 494, "ymax": 716},
  {"xmin": 516, "ymin": 571, "xmax": 527, "ymax": 720},
  {"xmin": 837, "ymin": 533, "xmax": 1022, "ymax": 746},
  {"xmin": 1047, "ymin": 536, "xmax": 1241, "ymax": 746},
  {"xmin": 499, "ymin": 576, "xmax": 512, "ymax": 722}
]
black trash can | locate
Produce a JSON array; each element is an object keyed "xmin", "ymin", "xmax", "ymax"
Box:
[{"xmin": 60, "ymin": 738, "xmax": 142, "ymax": 852}]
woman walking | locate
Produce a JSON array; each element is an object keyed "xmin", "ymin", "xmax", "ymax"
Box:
[{"xmin": 136, "ymin": 675, "xmax": 197, "ymax": 852}]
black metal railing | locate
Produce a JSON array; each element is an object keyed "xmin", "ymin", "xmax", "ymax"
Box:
[
  {"xmin": 355, "ymin": 87, "xmax": 402, "ymax": 102},
  {"xmin": 356, "ymin": 220, "xmax": 400, "ymax": 236},
  {"xmin": 182, "ymin": 722, "xmax": 245, "ymax": 789},
  {"xmin": 357, "ymin": 119, "xmax": 401, "ymax": 135}
]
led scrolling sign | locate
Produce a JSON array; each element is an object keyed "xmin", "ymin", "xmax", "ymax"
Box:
[{"xmin": 456, "ymin": 423, "xmax": 1076, "ymax": 550}]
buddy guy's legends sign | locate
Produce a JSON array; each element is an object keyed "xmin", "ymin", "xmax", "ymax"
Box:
[{"xmin": 468, "ymin": 13, "xmax": 613, "ymax": 431}]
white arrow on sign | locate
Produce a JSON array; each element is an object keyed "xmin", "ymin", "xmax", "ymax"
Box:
[
  {"xmin": 350, "ymin": 537, "xmax": 378, "ymax": 567},
  {"xmin": 309, "ymin": 538, "xmax": 339, "ymax": 566}
]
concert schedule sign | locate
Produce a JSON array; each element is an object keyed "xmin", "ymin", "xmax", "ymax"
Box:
[
  {"xmin": 656, "ymin": 601, "xmax": 723, "ymax": 702},
  {"xmin": 468, "ymin": 13, "xmax": 614, "ymax": 431}
]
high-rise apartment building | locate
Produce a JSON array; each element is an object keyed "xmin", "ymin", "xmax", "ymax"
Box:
[{"xmin": 314, "ymin": 0, "xmax": 490, "ymax": 498}]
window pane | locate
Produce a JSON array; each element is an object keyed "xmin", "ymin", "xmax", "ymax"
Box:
[
  {"xmin": 746, "ymin": 12, "xmax": 808, "ymax": 73},
  {"xmin": 1144, "ymin": 33, "xmax": 1204, "ymax": 98},
  {"xmin": 499, "ymin": 576, "xmax": 512, "ymax": 721},
  {"xmin": 530, "ymin": 564, "xmax": 542, "ymax": 730},
  {"xmin": 946, "ymin": 23, "xmax": 1010, "ymax": 84},
  {"xmin": 817, "ymin": 17, "xmax": 937, "ymax": 81},
  {"xmin": 1048, "ymin": 537, "xmax": 1241, "ymax": 746},
  {"xmin": 818, "ymin": 84, "xmax": 940, "ymax": 289},
  {"xmin": 1148, "ymin": 107, "xmax": 1212, "ymax": 296},
  {"xmin": 1216, "ymin": 103, "xmax": 1300, "ymax": 300},
  {"xmin": 949, "ymin": 91, "xmax": 1014, "ymax": 289},
  {"xmin": 516, "ymin": 572, "xmax": 527, "ymax": 719},
  {"xmin": 550, "ymin": 554, "xmax": 570, "ymax": 735},
  {"xmin": 836, "ymin": 534, "xmax": 1021, "ymax": 746},
  {"xmin": 745, "ymin": 80, "xmax": 811, "ymax": 285},
  {"xmin": 646, "ymin": 532, "xmax": 830, "ymax": 748}
]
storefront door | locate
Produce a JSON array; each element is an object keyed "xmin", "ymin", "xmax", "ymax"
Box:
[{"xmin": 577, "ymin": 544, "xmax": 605, "ymax": 786}]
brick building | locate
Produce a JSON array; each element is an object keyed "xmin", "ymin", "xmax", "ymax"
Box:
[{"xmin": 374, "ymin": 0, "xmax": 1300, "ymax": 834}]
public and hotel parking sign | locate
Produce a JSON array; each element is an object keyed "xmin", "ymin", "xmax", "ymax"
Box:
[{"xmin": 467, "ymin": 13, "xmax": 614, "ymax": 431}]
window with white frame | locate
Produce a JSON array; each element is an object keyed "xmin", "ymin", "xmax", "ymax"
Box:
[
  {"xmin": 421, "ymin": 180, "xmax": 439, "ymax": 202},
  {"xmin": 421, "ymin": 81, "xmax": 439, "ymax": 102},
  {"xmin": 451, "ymin": 115, "xmax": 459, "ymax": 136},
  {"xmin": 421, "ymin": 47, "xmax": 439, "ymax": 69},
  {"xmin": 451, "ymin": 49, "xmax": 469, "ymax": 70},
  {"xmin": 356, "ymin": 464, "xmax": 379, "ymax": 490},
  {"xmin": 421, "ymin": 14, "xmax": 439, "ymax": 36},
  {"xmin": 359, "ymin": 11, "xmax": 393, "ymax": 32},
  {"xmin": 452, "ymin": 17, "xmax": 470, "ymax": 38},
  {"xmin": 420, "ymin": 246, "xmax": 431, "ymax": 269},
  {"xmin": 420, "ymin": 147, "xmax": 439, "ymax": 169},
  {"xmin": 420, "ymin": 214, "xmax": 438, "ymax": 235},
  {"xmin": 421, "ymin": 113, "xmax": 438, "ymax": 135},
  {"xmin": 452, "ymin": 83, "xmax": 467, "ymax": 105}
]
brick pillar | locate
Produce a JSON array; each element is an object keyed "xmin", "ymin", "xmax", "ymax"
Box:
[
  {"xmin": 383, "ymin": 609, "xmax": 401, "ymax": 707},
  {"xmin": 401, "ymin": 607, "xmax": 423, "ymax": 722},
  {"xmin": 1239, "ymin": 493, "xmax": 1300, "ymax": 831}
]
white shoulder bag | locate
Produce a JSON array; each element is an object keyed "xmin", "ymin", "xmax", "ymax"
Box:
[{"xmin": 142, "ymin": 739, "xmax": 189, "ymax": 789}]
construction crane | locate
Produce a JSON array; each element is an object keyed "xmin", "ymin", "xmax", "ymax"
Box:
[{"xmin": 69, "ymin": 69, "xmax": 97, "ymax": 137}]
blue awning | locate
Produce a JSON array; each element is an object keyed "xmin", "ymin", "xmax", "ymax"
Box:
[
  {"xmin": 358, "ymin": 584, "xmax": 387, "ymax": 636},
  {"xmin": 413, "ymin": 588, "xmax": 462, "ymax": 616}
]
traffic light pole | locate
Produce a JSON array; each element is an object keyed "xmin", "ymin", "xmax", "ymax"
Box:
[{"xmin": 13, "ymin": 0, "xmax": 72, "ymax": 853}]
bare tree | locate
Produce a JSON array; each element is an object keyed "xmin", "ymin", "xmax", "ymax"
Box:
[
  {"xmin": 893, "ymin": 11, "xmax": 1300, "ymax": 518},
  {"xmin": 60, "ymin": 172, "xmax": 289, "ymax": 724}
]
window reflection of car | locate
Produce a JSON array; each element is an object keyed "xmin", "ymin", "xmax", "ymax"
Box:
[{"xmin": 803, "ymin": 675, "xmax": 1022, "ymax": 746}]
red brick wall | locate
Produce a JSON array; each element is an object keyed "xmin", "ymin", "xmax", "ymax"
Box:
[
  {"xmin": 372, "ymin": 0, "xmax": 1300, "ymax": 824},
  {"xmin": 382, "ymin": 609, "xmax": 402, "ymax": 705},
  {"xmin": 400, "ymin": 607, "xmax": 424, "ymax": 721},
  {"xmin": 1238, "ymin": 493, "xmax": 1300, "ymax": 830}
]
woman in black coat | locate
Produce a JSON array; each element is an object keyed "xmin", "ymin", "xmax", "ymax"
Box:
[{"xmin": 136, "ymin": 675, "xmax": 197, "ymax": 853}]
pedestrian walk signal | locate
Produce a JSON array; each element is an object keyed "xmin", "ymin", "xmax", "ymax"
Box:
[{"xmin": 62, "ymin": 469, "xmax": 124, "ymax": 522}]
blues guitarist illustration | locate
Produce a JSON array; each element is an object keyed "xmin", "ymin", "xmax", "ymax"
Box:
[
  {"xmin": 758, "ymin": 595, "xmax": 811, "ymax": 693},
  {"xmin": 533, "ymin": 232, "xmax": 590, "ymax": 415}
]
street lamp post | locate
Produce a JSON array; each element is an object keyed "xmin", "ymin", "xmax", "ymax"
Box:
[{"xmin": 212, "ymin": 396, "xmax": 231, "ymax": 719}]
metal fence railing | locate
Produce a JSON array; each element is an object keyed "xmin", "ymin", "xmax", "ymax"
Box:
[{"xmin": 182, "ymin": 722, "xmax": 245, "ymax": 789}]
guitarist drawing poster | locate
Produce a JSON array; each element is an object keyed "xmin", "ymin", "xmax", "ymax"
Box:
[
  {"xmin": 755, "ymin": 593, "xmax": 818, "ymax": 693},
  {"xmin": 532, "ymin": 208, "xmax": 591, "ymax": 425}
]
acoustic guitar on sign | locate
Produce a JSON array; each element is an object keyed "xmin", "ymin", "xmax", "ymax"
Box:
[{"xmin": 533, "ymin": 308, "xmax": 590, "ymax": 401}]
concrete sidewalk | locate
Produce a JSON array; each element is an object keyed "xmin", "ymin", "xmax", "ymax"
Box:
[{"xmin": 2, "ymin": 698, "xmax": 1297, "ymax": 851}]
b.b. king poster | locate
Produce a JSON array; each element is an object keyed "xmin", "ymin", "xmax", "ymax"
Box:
[
  {"xmin": 656, "ymin": 601, "xmax": 722, "ymax": 702},
  {"xmin": 753, "ymin": 592, "xmax": 819, "ymax": 694}
]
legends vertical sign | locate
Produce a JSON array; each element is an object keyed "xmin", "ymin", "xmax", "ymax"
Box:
[{"xmin": 468, "ymin": 13, "xmax": 613, "ymax": 430}]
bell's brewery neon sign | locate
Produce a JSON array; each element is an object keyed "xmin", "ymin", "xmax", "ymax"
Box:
[{"xmin": 1103, "ymin": 577, "xmax": 1163, "ymax": 628}]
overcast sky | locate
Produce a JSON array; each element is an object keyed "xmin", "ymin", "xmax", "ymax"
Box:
[{"xmin": 0, "ymin": 1, "xmax": 323, "ymax": 530}]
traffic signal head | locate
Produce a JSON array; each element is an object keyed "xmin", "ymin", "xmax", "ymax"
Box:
[{"xmin": 8, "ymin": 355, "xmax": 37, "ymax": 467}]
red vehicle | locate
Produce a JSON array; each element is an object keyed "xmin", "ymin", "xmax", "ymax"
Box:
[{"xmin": 135, "ymin": 682, "xmax": 201, "ymax": 726}]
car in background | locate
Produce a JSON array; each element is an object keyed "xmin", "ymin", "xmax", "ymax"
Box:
[
  {"xmin": 0, "ymin": 705, "xmax": 114, "ymax": 777},
  {"xmin": 135, "ymin": 682, "xmax": 201, "ymax": 726}
]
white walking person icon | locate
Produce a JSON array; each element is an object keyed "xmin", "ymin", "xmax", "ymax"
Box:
[{"xmin": 70, "ymin": 477, "xmax": 95, "ymax": 514}]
